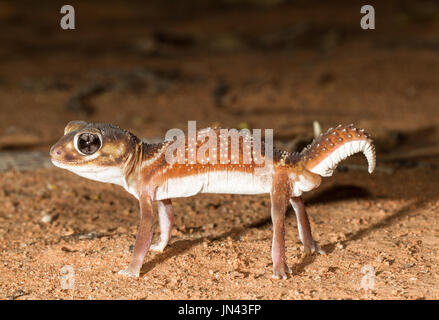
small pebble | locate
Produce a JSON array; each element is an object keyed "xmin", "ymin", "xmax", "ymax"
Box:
[{"xmin": 41, "ymin": 214, "xmax": 52, "ymax": 223}]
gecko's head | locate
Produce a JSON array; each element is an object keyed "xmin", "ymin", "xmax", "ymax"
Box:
[{"xmin": 49, "ymin": 120, "xmax": 140, "ymax": 184}]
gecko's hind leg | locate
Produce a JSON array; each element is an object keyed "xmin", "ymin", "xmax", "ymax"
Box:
[
  {"xmin": 290, "ymin": 197, "xmax": 325, "ymax": 255},
  {"xmin": 270, "ymin": 177, "xmax": 293, "ymax": 279},
  {"xmin": 150, "ymin": 199, "xmax": 174, "ymax": 252}
]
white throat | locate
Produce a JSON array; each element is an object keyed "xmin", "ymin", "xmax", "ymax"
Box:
[{"xmin": 51, "ymin": 159, "xmax": 126, "ymax": 186}]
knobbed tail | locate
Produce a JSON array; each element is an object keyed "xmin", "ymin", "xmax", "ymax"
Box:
[{"xmin": 300, "ymin": 124, "xmax": 376, "ymax": 177}]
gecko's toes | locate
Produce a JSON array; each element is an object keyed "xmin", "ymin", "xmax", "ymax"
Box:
[
  {"xmin": 304, "ymin": 241, "xmax": 326, "ymax": 255},
  {"xmin": 316, "ymin": 245, "xmax": 326, "ymax": 255},
  {"xmin": 150, "ymin": 242, "xmax": 166, "ymax": 252},
  {"xmin": 313, "ymin": 242, "xmax": 326, "ymax": 255},
  {"xmin": 272, "ymin": 263, "xmax": 291, "ymax": 279},
  {"xmin": 118, "ymin": 268, "xmax": 140, "ymax": 277}
]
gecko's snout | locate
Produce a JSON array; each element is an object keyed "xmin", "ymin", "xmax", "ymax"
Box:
[
  {"xmin": 49, "ymin": 143, "xmax": 72, "ymax": 168},
  {"xmin": 49, "ymin": 144, "xmax": 63, "ymax": 159}
]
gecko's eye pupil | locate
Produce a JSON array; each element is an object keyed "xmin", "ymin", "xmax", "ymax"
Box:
[{"xmin": 77, "ymin": 133, "xmax": 101, "ymax": 155}]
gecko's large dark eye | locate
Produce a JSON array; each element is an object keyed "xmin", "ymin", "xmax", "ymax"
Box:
[{"xmin": 76, "ymin": 133, "xmax": 102, "ymax": 155}]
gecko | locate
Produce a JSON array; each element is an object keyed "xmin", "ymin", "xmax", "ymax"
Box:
[{"xmin": 49, "ymin": 120, "xmax": 375, "ymax": 279}]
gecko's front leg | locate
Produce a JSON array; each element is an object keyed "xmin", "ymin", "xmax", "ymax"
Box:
[
  {"xmin": 118, "ymin": 192, "xmax": 154, "ymax": 277},
  {"xmin": 290, "ymin": 197, "xmax": 325, "ymax": 255},
  {"xmin": 150, "ymin": 199, "xmax": 174, "ymax": 252}
]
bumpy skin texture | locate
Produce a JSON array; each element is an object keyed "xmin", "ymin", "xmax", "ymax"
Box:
[{"xmin": 50, "ymin": 121, "xmax": 376, "ymax": 279}]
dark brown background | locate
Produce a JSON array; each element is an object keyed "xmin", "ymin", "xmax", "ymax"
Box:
[{"xmin": 0, "ymin": 0, "xmax": 438, "ymax": 299}]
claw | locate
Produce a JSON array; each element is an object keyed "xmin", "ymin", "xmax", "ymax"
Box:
[
  {"xmin": 304, "ymin": 241, "xmax": 326, "ymax": 255},
  {"xmin": 315, "ymin": 244, "xmax": 326, "ymax": 255},
  {"xmin": 150, "ymin": 242, "xmax": 166, "ymax": 252},
  {"xmin": 272, "ymin": 263, "xmax": 291, "ymax": 279},
  {"xmin": 272, "ymin": 274, "xmax": 288, "ymax": 280},
  {"xmin": 118, "ymin": 268, "xmax": 140, "ymax": 277}
]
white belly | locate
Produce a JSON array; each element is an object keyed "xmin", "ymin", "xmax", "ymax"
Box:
[{"xmin": 154, "ymin": 170, "xmax": 272, "ymax": 200}]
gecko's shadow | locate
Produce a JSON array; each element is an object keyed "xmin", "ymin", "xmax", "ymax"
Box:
[
  {"xmin": 293, "ymin": 193, "xmax": 439, "ymax": 276},
  {"xmin": 140, "ymin": 184, "xmax": 434, "ymax": 277},
  {"xmin": 305, "ymin": 185, "xmax": 371, "ymax": 205},
  {"xmin": 140, "ymin": 219, "xmax": 272, "ymax": 276},
  {"xmin": 140, "ymin": 219, "xmax": 271, "ymax": 275},
  {"xmin": 139, "ymin": 184, "xmax": 372, "ymax": 276},
  {"xmin": 140, "ymin": 239, "xmax": 203, "ymax": 275},
  {"xmin": 338, "ymin": 194, "xmax": 437, "ymax": 247}
]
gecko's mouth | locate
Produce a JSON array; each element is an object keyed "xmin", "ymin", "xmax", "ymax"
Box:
[
  {"xmin": 50, "ymin": 157, "xmax": 119, "ymax": 177},
  {"xmin": 50, "ymin": 158, "xmax": 91, "ymax": 172},
  {"xmin": 50, "ymin": 158, "xmax": 62, "ymax": 167},
  {"xmin": 50, "ymin": 157, "xmax": 76, "ymax": 167},
  {"xmin": 50, "ymin": 158, "xmax": 77, "ymax": 170}
]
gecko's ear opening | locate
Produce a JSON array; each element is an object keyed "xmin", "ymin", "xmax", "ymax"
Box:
[{"xmin": 64, "ymin": 120, "xmax": 88, "ymax": 135}]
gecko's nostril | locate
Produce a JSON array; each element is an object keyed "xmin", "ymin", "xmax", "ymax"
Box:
[{"xmin": 49, "ymin": 145, "xmax": 62, "ymax": 157}]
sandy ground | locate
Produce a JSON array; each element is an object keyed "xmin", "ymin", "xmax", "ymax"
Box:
[{"xmin": 1, "ymin": 1, "xmax": 439, "ymax": 299}]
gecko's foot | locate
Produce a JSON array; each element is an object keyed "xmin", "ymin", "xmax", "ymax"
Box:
[
  {"xmin": 304, "ymin": 241, "xmax": 326, "ymax": 255},
  {"xmin": 272, "ymin": 263, "xmax": 292, "ymax": 280},
  {"xmin": 118, "ymin": 268, "xmax": 140, "ymax": 277},
  {"xmin": 150, "ymin": 242, "xmax": 167, "ymax": 252}
]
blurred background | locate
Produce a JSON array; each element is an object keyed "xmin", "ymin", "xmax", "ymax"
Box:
[
  {"xmin": 1, "ymin": 0, "xmax": 439, "ymax": 300},
  {"xmin": 0, "ymin": 0, "xmax": 438, "ymax": 158}
]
